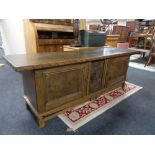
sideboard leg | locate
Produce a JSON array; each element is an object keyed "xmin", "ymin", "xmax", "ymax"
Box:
[
  {"xmin": 122, "ymin": 82, "xmax": 125, "ymax": 88},
  {"xmin": 38, "ymin": 118, "xmax": 45, "ymax": 128}
]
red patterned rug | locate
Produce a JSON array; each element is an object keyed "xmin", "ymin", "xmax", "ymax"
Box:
[{"xmin": 58, "ymin": 82, "xmax": 142, "ymax": 131}]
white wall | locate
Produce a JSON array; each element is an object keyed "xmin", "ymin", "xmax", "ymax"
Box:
[
  {"xmin": 0, "ymin": 19, "xmax": 26, "ymax": 55},
  {"xmin": 0, "ymin": 22, "xmax": 3, "ymax": 47}
]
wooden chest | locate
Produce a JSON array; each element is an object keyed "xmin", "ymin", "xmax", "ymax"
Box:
[{"xmin": 4, "ymin": 47, "xmax": 139, "ymax": 127}]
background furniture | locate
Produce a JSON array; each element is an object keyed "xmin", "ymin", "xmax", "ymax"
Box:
[
  {"xmin": 79, "ymin": 30, "xmax": 106, "ymax": 47},
  {"xmin": 146, "ymin": 23, "xmax": 155, "ymax": 66},
  {"xmin": 134, "ymin": 20, "xmax": 154, "ymax": 50},
  {"xmin": 126, "ymin": 21, "xmax": 139, "ymax": 32},
  {"xmin": 4, "ymin": 47, "xmax": 139, "ymax": 127},
  {"xmin": 89, "ymin": 19, "xmax": 118, "ymax": 33},
  {"xmin": 128, "ymin": 36, "xmax": 138, "ymax": 47},
  {"xmin": 105, "ymin": 35, "xmax": 120, "ymax": 47},
  {"xmin": 71, "ymin": 19, "xmax": 81, "ymax": 47},
  {"xmin": 23, "ymin": 19, "xmax": 74, "ymax": 52},
  {"xmin": 99, "ymin": 19, "xmax": 118, "ymax": 33},
  {"xmin": 112, "ymin": 26, "xmax": 129, "ymax": 42},
  {"xmin": 117, "ymin": 43, "xmax": 129, "ymax": 49},
  {"xmin": 136, "ymin": 33, "xmax": 152, "ymax": 49},
  {"xmin": 89, "ymin": 24, "xmax": 99, "ymax": 30},
  {"xmin": 127, "ymin": 20, "xmax": 155, "ymax": 58},
  {"xmin": 129, "ymin": 34, "xmax": 152, "ymax": 58},
  {"xmin": 128, "ymin": 47, "xmax": 150, "ymax": 58},
  {"xmin": 138, "ymin": 19, "xmax": 154, "ymax": 33},
  {"xmin": 126, "ymin": 21, "xmax": 139, "ymax": 47},
  {"xmin": 127, "ymin": 20, "xmax": 155, "ymax": 48}
]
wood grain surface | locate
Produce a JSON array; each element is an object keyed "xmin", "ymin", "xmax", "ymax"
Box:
[{"xmin": 4, "ymin": 47, "xmax": 140, "ymax": 71}]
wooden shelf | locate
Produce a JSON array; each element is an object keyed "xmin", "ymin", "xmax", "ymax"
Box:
[
  {"xmin": 30, "ymin": 19, "xmax": 72, "ymax": 26},
  {"xmin": 34, "ymin": 23, "xmax": 73, "ymax": 32},
  {"xmin": 38, "ymin": 39, "xmax": 74, "ymax": 45}
]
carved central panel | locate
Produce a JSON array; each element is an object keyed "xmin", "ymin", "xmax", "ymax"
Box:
[{"xmin": 89, "ymin": 61, "xmax": 104, "ymax": 94}]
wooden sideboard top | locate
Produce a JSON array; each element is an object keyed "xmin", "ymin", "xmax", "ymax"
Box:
[{"xmin": 4, "ymin": 47, "xmax": 139, "ymax": 71}]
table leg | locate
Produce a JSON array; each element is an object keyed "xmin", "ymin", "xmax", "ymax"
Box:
[{"xmin": 38, "ymin": 118, "xmax": 45, "ymax": 128}]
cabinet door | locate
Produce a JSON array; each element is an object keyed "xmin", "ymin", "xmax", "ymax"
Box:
[
  {"xmin": 105, "ymin": 56, "xmax": 129, "ymax": 87},
  {"xmin": 35, "ymin": 63, "xmax": 88, "ymax": 112},
  {"xmin": 88, "ymin": 61, "xmax": 105, "ymax": 94}
]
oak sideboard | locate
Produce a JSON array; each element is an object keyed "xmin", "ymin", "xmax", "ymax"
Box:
[{"xmin": 4, "ymin": 47, "xmax": 139, "ymax": 127}]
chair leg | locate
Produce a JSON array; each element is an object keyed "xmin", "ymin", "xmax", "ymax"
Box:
[
  {"xmin": 140, "ymin": 52, "xmax": 145, "ymax": 58},
  {"xmin": 142, "ymin": 52, "xmax": 146, "ymax": 58}
]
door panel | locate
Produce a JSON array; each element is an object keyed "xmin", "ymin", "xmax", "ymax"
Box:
[
  {"xmin": 88, "ymin": 61, "xmax": 105, "ymax": 94},
  {"xmin": 35, "ymin": 63, "xmax": 88, "ymax": 111},
  {"xmin": 106, "ymin": 56, "xmax": 129, "ymax": 86}
]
